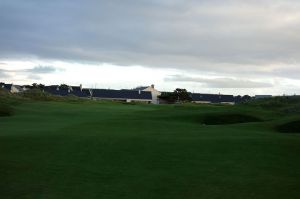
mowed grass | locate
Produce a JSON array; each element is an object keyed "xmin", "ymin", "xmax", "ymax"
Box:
[{"xmin": 0, "ymin": 101, "xmax": 300, "ymax": 199}]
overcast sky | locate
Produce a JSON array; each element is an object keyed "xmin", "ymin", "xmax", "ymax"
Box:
[{"xmin": 1, "ymin": 0, "xmax": 300, "ymax": 95}]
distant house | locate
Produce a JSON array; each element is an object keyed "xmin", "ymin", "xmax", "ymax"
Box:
[
  {"xmin": 1, "ymin": 84, "xmax": 25, "ymax": 93},
  {"xmin": 44, "ymin": 85, "xmax": 92, "ymax": 98},
  {"xmin": 133, "ymin": 85, "xmax": 161, "ymax": 104},
  {"xmin": 92, "ymin": 89, "xmax": 152, "ymax": 103},
  {"xmin": 191, "ymin": 93, "xmax": 235, "ymax": 104}
]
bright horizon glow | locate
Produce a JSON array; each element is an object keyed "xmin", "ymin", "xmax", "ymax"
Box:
[{"xmin": 1, "ymin": 59, "xmax": 300, "ymax": 96}]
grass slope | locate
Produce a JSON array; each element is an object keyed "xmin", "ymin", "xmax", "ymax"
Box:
[{"xmin": 0, "ymin": 99, "xmax": 299, "ymax": 199}]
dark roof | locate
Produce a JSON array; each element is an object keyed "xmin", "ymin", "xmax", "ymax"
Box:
[
  {"xmin": 71, "ymin": 86, "xmax": 81, "ymax": 92},
  {"xmin": 44, "ymin": 87, "xmax": 90, "ymax": 97},
  {"xmin": 23, "ymin": 85, "xmax": 33, "ymax": 89},
  {"xmin": 191, "ymin": 93, "xmax": 234, "ymax": 103},
  {"xmin": 92, "ymin": 89, "xmax": 152, "ymax": 100},
  {"xmin": 3, "ymin": 84, "xmax": 12, "ymax": 91},
  {"xmin": 72, "ymin": 89, "xmax": 90, "ymax": 97},
  {"xmin": 132, "ymin": 86, "xmax": 148, "ymax": 91},
  {"xmin": 45, "ymin": 85, "xmax": 59, "ymax": 90},
  {"xmin": 44, "ymin": 87, "xmax": 69, "ymax": 96}
]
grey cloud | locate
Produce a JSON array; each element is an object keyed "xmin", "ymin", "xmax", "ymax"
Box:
[
  {"xmin": 165, "ymin": 75, "xmax": 273, "ymax": 88},
  {"xmin": 0, "ymin": 69, "xmax": 11, "ymax": 78},
  {"xmin": 27, "ymin": 74, "xmax": 42, "ymax": 80},
  {"xmin": 0, "ymin": 66, "xmax": 57, "ymax": 81},
  {"xmin": 271, "ymin": 67, "xmax": 300, "ymax": 80},
  {"xmin": 0, "ymin": 66, "xmax": 57, "ymax": 74},
  {"xmin": 26, "ymin": 66, "xmax": 56, "ymax": 74},
  {"xmin": 0, "ymin": 0, "xmax": 300, "ymax": 80}
]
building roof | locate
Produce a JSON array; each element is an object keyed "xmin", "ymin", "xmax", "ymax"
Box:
[
  {"xmin": 71, "ymin": 86, "xmax": 81, "ymax": 92},
  {"xmin": 44, "ymin": 86, "xmax": 91, "ymax": 97},
  {"xmin": 92, "ymin": 89, "xmax": 152, "ymax": 100},
  {"xmin": 191, "ymin": 93, "xmax": 234, "ymax": 103},
  {"xmin": 3, "ymin": 84, "xmax": 12, "ymax": 91},
  {"xmin": 44, "ymin": 87, "xmax": 69, "ymax": 96},
  {"xmin": 72, "ymin": 89, "xmax": 91, "ymax": 97}
]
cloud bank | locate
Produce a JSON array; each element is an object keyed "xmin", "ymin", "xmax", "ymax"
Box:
[
  {"xmin": 0, "ymin": 0, "xmax": 299, "ymax": 93},
  {"xmin": 25, "ymin": 66, "xmax": 57, "ymax": 74}
]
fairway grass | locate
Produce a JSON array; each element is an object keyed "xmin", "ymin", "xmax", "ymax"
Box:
[{"xmin": 0, "ymin": 101, "xmax": 300, "ymax": 199}]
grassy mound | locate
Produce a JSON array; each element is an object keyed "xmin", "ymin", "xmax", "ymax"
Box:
[
  {"xmin": 0, "ymin": 87, "xmax": 10, "ymax": 96},
  {"xmin": 20, "ymin": 89, "xmax": 86, "ymax": 102},
  {"xmin": 202, "ymin": 113, "xmax": 262, "ymax": 125},
  {"xmin": 0, "ymin": 88, "xmax": 16, "ymax": 116},
  {"xmin": 20, "ymin": 89, "xmax": 52, "ymax": 100},
  {"xmin": 277, "ymin": 120, "xmax": 300, "ymax": 133}
]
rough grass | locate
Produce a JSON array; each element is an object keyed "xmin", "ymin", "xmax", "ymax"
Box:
[
  {"xmin": 0, "ymin": 88, "xmax": 17, "ymax": 116},
  {"xmin": 19, "ymin": 88, "xmax": 88, "ymax": 102},
  {"xmin": 277, "ymin": 120, "xmax": 300, "ymax": 133}
]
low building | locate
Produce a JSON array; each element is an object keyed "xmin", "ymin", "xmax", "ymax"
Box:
[
  {"xmin": 1, "ymin": 83, "xmax": 25, "ymax": 93},
  {"xmin": 92, "ymin": 89, "xmax": 152, "ymax": 103}
]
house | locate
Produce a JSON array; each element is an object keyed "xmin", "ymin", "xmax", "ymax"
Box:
[
  {"xmin": 1, "ymin": 83, "xmax": 25, "ymax": 93},
  {"xmin": 44, "ymin": 86, "xmax": 69, "ymax": 96},
  {"xmin": 133, "ymin": 85, "xmax": 161, "ymax": 104},
  {"xmin": 44, "ymin": 85, "xmax": 91, "ymax": 98},
  {"xmin": 191, "ymin": 93, "xmax": 235, "ymax": 104},
  {"xmin": 92, "ymin": 89, "xmax": 152, "ymax": 103}
]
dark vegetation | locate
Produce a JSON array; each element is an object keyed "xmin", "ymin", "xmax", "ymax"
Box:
[
  {"xmin": 159, "ymin": 88, "xmax": 192, "ymax": 103},
  {"xmin": 202, "ymin": 113, "xmax": 262, "ymax": 125},
  {"xmin": 277, "ymin": 120, "xmax": 300, "ymax": 133},
  {"xmin": 31, "ymin": 83, "xmax": 45, "ymax": 90}
]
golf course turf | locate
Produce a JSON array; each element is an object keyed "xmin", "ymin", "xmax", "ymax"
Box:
[{"xmin": 0, "ymin": 99, "xmax": 299, "ymax": 199}]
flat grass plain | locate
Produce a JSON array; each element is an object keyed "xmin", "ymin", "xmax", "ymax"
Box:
[{"xmin": 0, "ymin": 97, "xmax": 300, "ymax": 198}]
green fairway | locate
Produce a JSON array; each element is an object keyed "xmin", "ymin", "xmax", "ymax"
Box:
[{"xmin": 0, "ymin": 100, "xmax": 300, "ymax": 199}]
